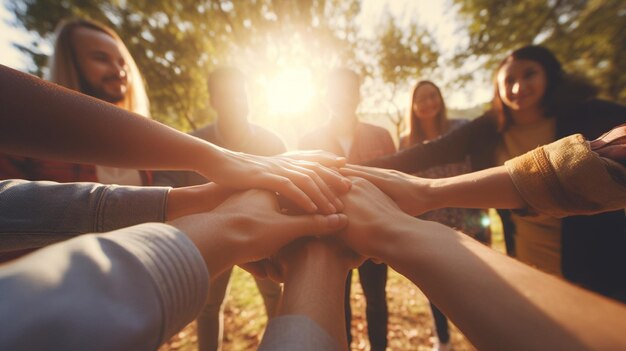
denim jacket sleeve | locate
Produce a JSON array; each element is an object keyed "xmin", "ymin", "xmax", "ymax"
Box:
[
  {"xmin": 0, "ymin": 179, "xmax": 169, "ymax": 251},
  {"xmin": 0, "ymin": 222, "xmax": 209, "ymax": 351}
]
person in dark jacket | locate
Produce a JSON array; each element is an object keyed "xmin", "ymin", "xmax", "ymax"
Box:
[{"xmin": 369, "ymin": 45, "xmax": 626, "ymax": 302}]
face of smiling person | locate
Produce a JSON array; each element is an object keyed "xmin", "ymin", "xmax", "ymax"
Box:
[
  {"xmin": 412, "ymin": 84, "xmax": 442, "ymax": 121},
  {"xmin": 497, "ymin": 58, "xmax": 548, "ymax": 113},
  {"xmin": 72, "ymin": 27, "xmax": 129, "ymax": 104}
]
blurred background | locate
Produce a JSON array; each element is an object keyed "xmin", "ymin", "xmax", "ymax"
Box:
[
  {"xmin": 2, "ymin": 0, "xmax": 624, "ymax": 147},
  {"xmin": 1, "ymin": 1, "xmax": 623, "ymax": 349}
]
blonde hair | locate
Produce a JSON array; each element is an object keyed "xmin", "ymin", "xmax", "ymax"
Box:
[{"xmin": 46, "ymin": 18, "xmax": 150, "ymax": 117}]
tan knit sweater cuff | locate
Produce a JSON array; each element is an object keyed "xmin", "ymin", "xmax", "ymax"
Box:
[{"xmin": 505, "ymin": 134, "xmax": 626, "ymax": 218}]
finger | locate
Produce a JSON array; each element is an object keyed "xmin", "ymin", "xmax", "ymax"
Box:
[
  {"xmin": 341, "ymin": 164, "xmax": 390, "ymax": 177},
  {"xmin": 282, "ymin": 150, "xmax": 347, "ymax": 168},
  {"xmin": 276, "ymin": 213, "xmax": 348, "ymax": 245},
  {"xmin": 264, "ymin": 174, "xmax": 318, "ymax": 213},
  {"xmin": 291, "ymin": 164, "xmax": 343, "ymax": 213},
  {"xmin": 282, "ymin": 168, "xmax": 336, "ymax": 214},
  {"xmin": 596, "ymin": 144, "xmax": 626, "ymax": 161},
  {"xmin": 298, "ymin": 161, "xmax": 352, "ymax": 195}
]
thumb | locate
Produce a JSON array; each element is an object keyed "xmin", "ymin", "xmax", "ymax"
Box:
[{"xmin": 279, "ymin": 213, "xmax": 348, "ymax": 241}]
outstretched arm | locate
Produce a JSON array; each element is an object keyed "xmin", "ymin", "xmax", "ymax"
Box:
[
  {"xmin": 342, "ymin": 127, "xmax": 626, "ymax": 217},
  {"xmin": 339, "ymin": 178, "xmax": 626, "ymax": 351},
  {"xmin": 257, "ymin": 238, "xmax": 361, "ymax": 351},
  {"xmin": 0, "ymin": 188, "xmax": 348, "ymax": 350},
  {"xmin": 0, "ymin": 64, "xmax": 350, "ymax": 213}
]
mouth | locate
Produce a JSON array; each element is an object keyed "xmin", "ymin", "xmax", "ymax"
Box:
[{"xmin": 104, "ymin": 78, "xmax": 127, "ymax": 90}]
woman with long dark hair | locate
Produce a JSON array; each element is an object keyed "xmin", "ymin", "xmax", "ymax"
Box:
[{"xmin": 369, "ymin": 45, "xmax": 626, "ymax": 301}]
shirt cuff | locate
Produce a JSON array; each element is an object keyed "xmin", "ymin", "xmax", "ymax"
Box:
[
  {"xmin": 97, "ymin": 185, "xmax": 169, "ymax": 232},
  {"xmin": 505, "ymin": 134, "xmax": 626, "ymax": 218}
]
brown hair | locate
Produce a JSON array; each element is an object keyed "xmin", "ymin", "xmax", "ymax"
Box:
[{"xmin": 404, "ymin": 80, "xmax": 449, "ymax": 146}]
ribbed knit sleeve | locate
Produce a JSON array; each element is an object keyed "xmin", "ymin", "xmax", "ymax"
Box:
[{"xmin": 0, "ymin": 222, "xmax": 209, "ymax": 351}]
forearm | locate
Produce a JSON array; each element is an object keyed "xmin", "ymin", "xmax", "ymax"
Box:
[
  {"xmin": 166, "ymin": 183, "xmax": 233, "ymax": 220},
  {"xmin": 0, "ymin": 65, "xmax": 223, "ymax": 176},
  {"xmin": 381, "ymin": 219, "xmax": 626, "ymax": 351},
  {"xmin": 427, "ymin": 166, "xmax": 527, "ymax": 211},
  {"xmin": 279, "ymin": 253, "xmax": 350, "ymax": 348}
]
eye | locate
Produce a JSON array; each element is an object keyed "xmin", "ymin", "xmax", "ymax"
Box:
[
  {"xmin": 524, "ymin": 69, "xmax": 537, "ymax": 79},
  {"xmin": 91, "ymin": 53, "xmax": 109, "ymax": 63}
]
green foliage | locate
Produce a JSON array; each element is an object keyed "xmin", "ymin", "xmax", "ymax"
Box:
[
  {"xmin": 375, "ymin": 13, "xmax": 439, "ymax": 87},
  {"xmin": 8, "ymin": 0, "xmax": 362, "ymax": 130},
  {"xmin": 453, "ymin": 0, "xmax": 626, "ymax": 102},
  {"xmin": 370, "ymin": 12, "xmax": 440, "ymax": 140}
]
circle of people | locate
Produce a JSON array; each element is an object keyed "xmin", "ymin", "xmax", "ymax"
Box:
[{"xmin": 1, "ymin": 18, "xmax": 625, "ymax": 351}]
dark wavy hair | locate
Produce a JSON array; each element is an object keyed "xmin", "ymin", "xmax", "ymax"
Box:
[{"xmin": 491, "ymin": 45, "xmax": 598, "ymax": 131}]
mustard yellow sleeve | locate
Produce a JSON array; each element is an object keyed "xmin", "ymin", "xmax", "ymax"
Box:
[{"xmin": 504, "ymin": 134, "xmax": 626, "ymax": 218}]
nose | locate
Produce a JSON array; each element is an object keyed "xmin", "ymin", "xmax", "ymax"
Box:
[
  {"xmin": 111, "ymin": 61, "xmax": 127, "ymax": 80},
  {"xmin": 512, "ymin": 82, "xmax": 521, "ymax": 95}
]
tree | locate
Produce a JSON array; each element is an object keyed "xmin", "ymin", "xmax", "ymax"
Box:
[
  {"xmin": 370, "ymin": 12, "xmax": 440, "ymax": 140},
  {"xmin": 8, "ymin": 0, "xmax": 363, "ymax": 130},
  {"xmin": 452, "ymin": 0, "xmax": 626, "ymax": 103}
]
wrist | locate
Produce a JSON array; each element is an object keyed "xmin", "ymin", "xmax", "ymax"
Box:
[
  {"xmin": 425, "ymin": 178, "xmax": 449, "ymax": 210},
  {"xmin": 167, "ymin": 183, "xmax": 233, "ymax": 220},
  {"xmin": 384, "ymin": 218, "xmax": 460, "ymax": 272},
  {"xmin": 194, "ymin": 141, "xmax": 226, "ymax": 180}
]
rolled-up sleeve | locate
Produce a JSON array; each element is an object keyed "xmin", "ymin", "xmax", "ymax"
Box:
[
  {"xmin": 0, "ymin": 180, "xmax": 169, "ymax": 251},
  {"xmin": 0, "ymin": 222, "xmax": 209, "ymax": 351},
  {"xmin": 504, "ymin": 134, "xmax": 626, "ymax": 218}
]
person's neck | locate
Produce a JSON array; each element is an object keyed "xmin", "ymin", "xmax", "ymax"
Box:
[
  {"xmin": 215, "ymin": 118, "xmax": 250, "ymax": 148},
  {"xmin": 511, "ymin": 106, "xmax": 546, "ymax": 126},
  {"xmin": 418, "ymin": 118, "xmax": 441, "ymax": 141}
]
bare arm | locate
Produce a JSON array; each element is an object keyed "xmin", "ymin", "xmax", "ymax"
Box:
[
  {"xmin": 341, "ymin": 126, "xmax": 626, "ymax": 217},
  {"xmin": 0, "ymin": 64, "xmax": 350, "ymax": 213},
  {"xmin": 339, "ymin": 178, "xmax": 626, "ymax": 351},
  {"xmin": 340, "ymin": 164, "xmax": 525, "ymax": 216},
  {"xmin": 267, "ymin": 238, "xmax": 359, "ymax": 349}
]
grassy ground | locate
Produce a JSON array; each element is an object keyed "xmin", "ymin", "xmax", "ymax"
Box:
[{"xmin": 160, "ymin": 210, "xmax": 504, "ymax": 351}]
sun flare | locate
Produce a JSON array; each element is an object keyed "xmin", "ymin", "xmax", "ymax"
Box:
[{"xmin": 266, "ymin": 67, "xmax": 315, "ymax": 116}]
